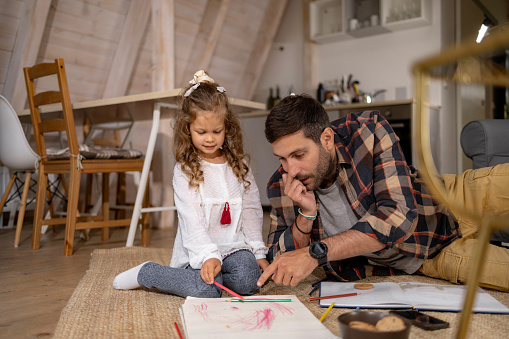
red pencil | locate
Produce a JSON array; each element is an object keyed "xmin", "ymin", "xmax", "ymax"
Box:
[
  {"xmin": 213, "ymin": 281, "xmax": 245, "ymax": 300},
  {"xmin": 174, "ymin": 322, "xmax": 183, "ymax": 339},
  {"xmin": 309, "ymin": 292, "xmax": 359, "ymax": 301}
]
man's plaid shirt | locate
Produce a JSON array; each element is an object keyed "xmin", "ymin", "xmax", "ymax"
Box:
[{"xmin": 266, "ymin": 111, "xmax": 460, "ymax": 281}]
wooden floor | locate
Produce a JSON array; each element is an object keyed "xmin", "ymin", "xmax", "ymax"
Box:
[{"xmin": 0, "ymin": 219, "xmax": 177, "ymax": 339}]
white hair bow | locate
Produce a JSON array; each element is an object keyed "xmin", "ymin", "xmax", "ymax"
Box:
[
  {"xmin": 189, "ymin": 70, "xmax": 214, "ymax": 85},
  {"xmin": 184, "ymin": 70, "xmax": 226, "ymax": 97}
]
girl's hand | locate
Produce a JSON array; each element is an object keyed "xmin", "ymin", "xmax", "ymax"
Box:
[
  {"xmin": 200, "ymin": 258, "xmax": 221, "ymax": 284},
  {"xmin": 257, "ymin": 258, "xmax": 270, "ymax": 273}
]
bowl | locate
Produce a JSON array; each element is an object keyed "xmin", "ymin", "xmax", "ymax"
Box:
[{"xmin": 338, "ymin": 311, "xmax": 411, "ymax": 339}]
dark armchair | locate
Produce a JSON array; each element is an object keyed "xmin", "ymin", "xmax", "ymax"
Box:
[{"xmin": 461, "ymin": 119, "xmax": 509, "ymax": 244}]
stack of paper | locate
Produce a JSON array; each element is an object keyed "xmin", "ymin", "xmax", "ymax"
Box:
[{"xmin": 179, "ymin": 295, "xmax": 337, "ymax": 338}]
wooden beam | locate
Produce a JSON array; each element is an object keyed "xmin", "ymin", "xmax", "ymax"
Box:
[
  {"xmin": 151, "ymin": 0, "xmax": 176, "ymax": 227},
  {"xmin": 180, "ymin": 0, "xmax": 232, "ymax": 85},
  {"xmin": 151, "ymin": 0, "xmax": 175, "ymax": 91},
  {"xmin": 237, "ymin": 0, "xmax": 288, "ymax": 100},
  {"xmin": 4, "ymin": 0, "xmax": 51, "ymax": 111},
  {"xmin": 103, "ymin": 0, "xmax": 151, "ymax": 98},
  {"xmin": 303, "ymin": 0, "xmax": 317, "ymax": 96}
]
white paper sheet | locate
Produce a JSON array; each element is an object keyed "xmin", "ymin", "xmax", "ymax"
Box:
[{"xmin": 179, "ymin": 295, "xmax": 337, "ymax": 338}]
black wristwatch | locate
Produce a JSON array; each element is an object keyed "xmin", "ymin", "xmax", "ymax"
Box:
[{"xmin": 309, "ymin": 242, "xmax": 328, "ymax": 267}]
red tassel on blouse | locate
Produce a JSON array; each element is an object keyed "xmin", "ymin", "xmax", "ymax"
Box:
[{"xmin": 220, "ymin": 202, "xmax": 231, "ymax": 225}]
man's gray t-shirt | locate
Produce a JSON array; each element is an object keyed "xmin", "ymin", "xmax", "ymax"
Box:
[{"xmin": 316, "ymin": 182, "xmax": 424, "ymax": 274}]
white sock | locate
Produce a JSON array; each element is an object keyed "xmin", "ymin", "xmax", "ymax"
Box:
[{"xmin": 113, "ymin": 261, "xmax": 151, "ymax": 290}]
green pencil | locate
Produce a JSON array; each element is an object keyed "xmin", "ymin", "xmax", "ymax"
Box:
[{"xmin": 226, "ymin": 299, "xmax": 292, "ymax": 303}]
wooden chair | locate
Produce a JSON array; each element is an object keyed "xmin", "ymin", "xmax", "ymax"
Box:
[
  {"xmin": 23, "ymin": 58, "xmax": 150, "ymax": 255},
  {"xmin": 82, "ymin": 111, "xmax": 136, "ymax": 218}
]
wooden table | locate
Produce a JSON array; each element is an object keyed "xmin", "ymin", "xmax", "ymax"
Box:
[{"xmin": 18, "ymin": 90, "xmax": 265, "ymax": 246}]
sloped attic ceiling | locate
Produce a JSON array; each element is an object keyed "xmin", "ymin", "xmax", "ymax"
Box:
[{"xmin": 0, "ymin": 0, "xmax": 288, "ymax": 111}]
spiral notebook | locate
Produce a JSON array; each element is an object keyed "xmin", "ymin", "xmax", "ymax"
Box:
[{"xmin": 318, "ymin": 282, "xmax": 509, "ymax": 314}]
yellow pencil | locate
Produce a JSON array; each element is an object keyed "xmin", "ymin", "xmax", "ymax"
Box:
[{"xmin": 319, "ymin": 302, "xmax": 335, "ymax": 322}]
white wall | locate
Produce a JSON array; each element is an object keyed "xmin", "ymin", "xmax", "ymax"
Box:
[{"xmin": 253, "ymin": 0, "xmax": 306, "ymax": 103}]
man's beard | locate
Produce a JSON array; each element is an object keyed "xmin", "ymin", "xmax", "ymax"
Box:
[{"xmin": 296, "ymin": 145, "xmax": 335, "ymax": 191}]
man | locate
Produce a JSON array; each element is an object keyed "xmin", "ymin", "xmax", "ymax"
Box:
[{"xmin": 256, "ymin": 94, "xmax": 509, "ymax": 292}]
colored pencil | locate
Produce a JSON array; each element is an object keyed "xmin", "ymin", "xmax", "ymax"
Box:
[
  {"xmin": 309, "ymin": 292, "xmax": 359, "ymax": 301},
  {"xmin": 174, "ymin": 322, "xmax": 183, "ymax": 339},
  {"xmin": 213, "ymin": 281, "xmax": 245, "ymax": 300},
  {"xmin": 226, "ymin": 298, "xmax": 292, "ymax": 303},
  {"xmin": 319, "ymin": 302, "xmax": 335, "ymax": 322}
]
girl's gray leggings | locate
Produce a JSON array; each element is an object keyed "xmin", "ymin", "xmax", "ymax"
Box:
[{"xmin": 137, "ymin": 249, "xmax": 261, "ymax": 298}]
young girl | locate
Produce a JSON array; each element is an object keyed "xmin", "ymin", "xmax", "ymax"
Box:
[{"xmin": 113, "ymin": 70, "xmax": 269, "ymax": 298}]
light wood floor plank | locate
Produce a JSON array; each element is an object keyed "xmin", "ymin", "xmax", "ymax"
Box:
[{"xmin": 0, "ymin": 220, "xmax": 175, "ymax": 339}]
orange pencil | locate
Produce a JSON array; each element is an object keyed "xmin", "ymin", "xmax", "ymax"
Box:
[
  {"xmin": 309, "ymin": 292, "xmax": 359, "ymax": 301},
  {"xmin": 213, "ymin": 281, "xmax": 245, "ymax": 300}
]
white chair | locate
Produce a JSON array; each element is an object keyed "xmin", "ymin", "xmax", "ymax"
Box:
[{"xmin": 0, "ymin": 95, "xmax": 39, "ymax": 247}]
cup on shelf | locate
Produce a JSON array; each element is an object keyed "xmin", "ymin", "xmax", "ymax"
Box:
[{"xmin": 349, "ymin": 18, "xmax": 358, "ymax": 31}]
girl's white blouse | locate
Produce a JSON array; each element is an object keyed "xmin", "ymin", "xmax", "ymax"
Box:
[{"xmin": 170, "ymin": 161, "xmax": 268, "ymax": 269}]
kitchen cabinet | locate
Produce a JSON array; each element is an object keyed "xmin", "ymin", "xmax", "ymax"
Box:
[
  {"xmin": 309, "ymin": 0, "xmax": 352, "ymax": 43},
  {"xmin": 345, "ymin": 0, "xmax": 390, "ymax": 38},
  {"xmin": 309, "ymin": 0, "xmax": 432, "ymax": 43},
  {"xmin": 381, "ymin": 0, "xmax": 432, "ymax": 31}
]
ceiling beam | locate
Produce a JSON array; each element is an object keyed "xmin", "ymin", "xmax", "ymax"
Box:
[
  {"xmin": 237, "ymin": 0, "xmax": 288, "ymax": 100},
  {"xmin": 103, "ymin": 0, "xmax": 151, "ymax": 98},
  {"xmin": 151, "ymin": 0, "xmax": 175, "ymax": 91},
  {"xmin": 4, "ymin": 0, "xmax": 51, "ymax": 111},
  {"xmin": 180, "ymin": 0, "xmax": 232, "ymax": 86}
]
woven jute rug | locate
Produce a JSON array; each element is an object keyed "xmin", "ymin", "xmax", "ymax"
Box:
[{"xmin": 54, "ymin": 247, "xmax": 509, "ymax": 338}]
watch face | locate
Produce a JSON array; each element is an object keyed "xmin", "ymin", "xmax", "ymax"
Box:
[
  {"xmin": 313, "ymin": 242, "xmax": 326, "ymax": 256},
  {"xmin": 311, "ymin": 242, "xmax": 327, "ymax": 259}
]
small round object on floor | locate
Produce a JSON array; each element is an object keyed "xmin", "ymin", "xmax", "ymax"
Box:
[{"xmin": 354, "ymin": 283, "xmax": 374, "ymax": 290}]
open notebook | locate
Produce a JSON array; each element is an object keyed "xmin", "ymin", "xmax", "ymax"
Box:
[
  {"xmin": 179, "ymin": 295, "xmax": 337, "ymax": 338},
  {"xmin": 319, "ymin": 282, "xmax": 509, "ymax": 314}
]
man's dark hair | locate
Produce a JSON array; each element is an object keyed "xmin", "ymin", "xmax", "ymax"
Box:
[{"xmin": 265, "ymin": 94, "xmax": 330, "ymax": 144}]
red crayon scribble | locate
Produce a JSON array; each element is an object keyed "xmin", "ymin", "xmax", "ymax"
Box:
[
  {"xmin": 270, "ymin": 302, "xmax": 293, "ymax": 315},
  {"xmin": 194, "ymin": 303, "xmax": 210, "ymax": 321},
  {"xmin": 224, "ymin": 302, "xmax": 294, "ymax": 332}
]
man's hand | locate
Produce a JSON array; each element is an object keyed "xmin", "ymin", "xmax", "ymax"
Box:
[
  {"xmin": 282, "ymin": 173, "xmax": 316, "ymax": 215},
  {"xmin": 256, "ymin": 247, "xmax": 318, "ymax": 287},
  {"xmin": 200, "ymin": 258, "xmax": 221, "ymax": 284}
]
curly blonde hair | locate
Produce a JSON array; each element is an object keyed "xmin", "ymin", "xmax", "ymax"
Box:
[{"xmin": 173, "ymin": 79, "xmax": 251, "ymax": 189}]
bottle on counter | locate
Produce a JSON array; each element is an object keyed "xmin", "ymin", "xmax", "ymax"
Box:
[
  {"xmin": 267, "ymin": 87, "xmax": 275, "ymax": 110},
  {"xmin": 274, "ymin": 85, "xmax": 281, "ymax": 106},
  {"xmin": 317, "ymin": 83, "xmax": 325, "ymax": 104}
]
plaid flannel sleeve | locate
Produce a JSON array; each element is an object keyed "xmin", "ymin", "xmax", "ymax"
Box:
[
  {"xmin": 346, "ymin": 112, "xmax": 418, "ymax": 247},
  {"xmin": 265, "ymin": 167, "xmax": 300, "ymax": 262}
]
